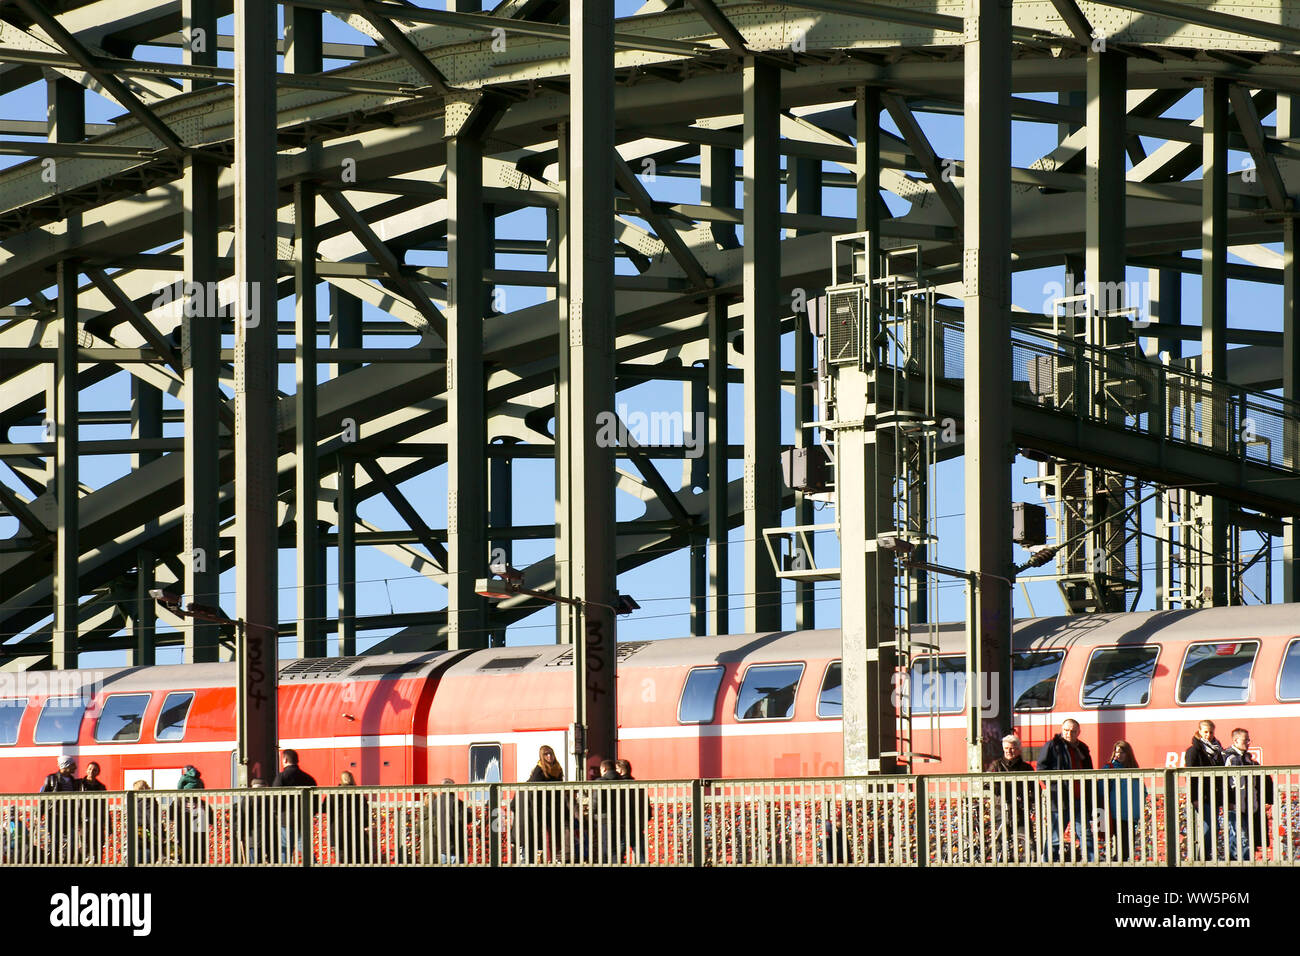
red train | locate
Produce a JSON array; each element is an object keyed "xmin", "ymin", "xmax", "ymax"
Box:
[{"xmin": 3, "ymin": 603, "xmax": 1298, "ymax": 791}]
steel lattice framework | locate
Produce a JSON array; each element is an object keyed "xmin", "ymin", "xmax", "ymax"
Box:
[{"xmin": 2, "ymin": 0, "xmax": 1300, "ymax": 774}]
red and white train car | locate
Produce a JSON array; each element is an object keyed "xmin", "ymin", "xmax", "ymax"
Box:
[{"xmin": 1, "ymin": 603, "xmax": 1297, "ymax": 790}]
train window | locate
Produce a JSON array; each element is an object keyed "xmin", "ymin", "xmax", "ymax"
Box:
[
  {"xmin": 155, "ymin": 692, "xmax": 195, "ymax": 742},
  {"xmin": 817, "ymin": 662, "xmax": 842, "ymax": 718},
  {"xmin": 1012, "ymin": 651, "xmax": 1066, "ymax": 711},
  {"xmin": 735, "ymin": 663, "xmax": 804, "ymax": 721},
  {"xmin": 34, "ymin": 696, "xmax": 87, "ymax": 745},
  {"xmin": 678, "ymin": 666, "xmax": 724, "ymax": 723},
  {"xmin": 0, "ymin": 699, "xmax": 23, "ymax": 745},
  {"xmin": 1178, "ymin": 641, "xmax": 1260, "ymax": 705},
  {"xmin": 1279, "ymin": 640, "xmax": 1300, "ymax": 701},
  {"xmin": 94, "ymin": 693, "xmax": 151, "ymax": 742},
  {"xmin": 909, "ymin": 656, "xmax": 966, "ymax": 715},
  {"xmin": 1081, "ymin": 646, "xmax": 1158, "ymax": 708},
  {"xmin": 469, "ymin": 744, "xmax": 502, "ymax": 784}
]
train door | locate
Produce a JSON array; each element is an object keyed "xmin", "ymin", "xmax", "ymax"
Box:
[{"xmin": 335, "ymin": 679, "xmax": 363, "ymax": 784}]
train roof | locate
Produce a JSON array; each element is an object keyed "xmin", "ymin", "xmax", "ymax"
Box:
[{"xmin": 21, "ymin": 604, "xmax": 1300, "ymax": 689}]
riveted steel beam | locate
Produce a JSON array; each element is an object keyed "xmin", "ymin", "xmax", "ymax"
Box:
[
  {"xmin": 233, "ymin": 0, "xmax": 280, "ymax": 787},
  {"xmin": 741, "ymin": 56, "xmax": 781, "ymax": 634},
  {"xmin": 10, "ymin": 0, "xmax": 187, "ymax": 156},
  {"xmin": 963, "ymin": 0, "xmax": 1014, "ymax": 769}
]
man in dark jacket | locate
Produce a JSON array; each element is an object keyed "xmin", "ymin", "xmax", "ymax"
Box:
[
  {"xmin": 615, "ymin": 759, "xmax": 648, "ymax": 864},
  {"xmin": 1223, "ymin": 728, "xmax": 1272, "ymax": 861},
  {"xmin": 271, "ymin": 749, "xmax": 317, "ymax": 861},
  {"xmin": 591, "ymin": 760, "xmax": 621, "ymax": 864},
  {"xmin": 1184, "ymin": 719, "xmax": 1225, "ymax": 861},
  {"xmin": 40, "ymin": 756, "xmax": 86, "ymax": 863},
  {"xmin": 985, "ymin": 734, "xmax": 1035, "ymax": 860},
  {"xmin": 1038, "ymin": 719, "xmax": 1093, "ymax": 861}
]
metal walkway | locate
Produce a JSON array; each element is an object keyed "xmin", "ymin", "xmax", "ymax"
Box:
[{"xmin": 928, "ymin": 321, "xmax": 1300, "ymax": 516}]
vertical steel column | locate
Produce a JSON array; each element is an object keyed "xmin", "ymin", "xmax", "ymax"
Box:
[
  {"xmin": 790, "ymin": 156, "xmax": 819, "ymax": 629},
  {"xmin": 330, "ymin": 288, "xmax": 361, "ymax": 656},
  {"xmin": 564, "ymin": 0, "xmax": 618, "ymax": 768},
  {"xmin": 841, "ymin": 86, "xmax": 895, "ymax": 776},
  {"xmin": 701, "ymin": 145, "xmax": 738, "ymax": 248},
  {"xmin": 703, "ymin": 138, "xmax": 734, "ymax": 634},
  {"xmin": 446, "ymin": 99, "xmax": 489, "ymax": 650},
  {"xmin": 289, "ymin": 0, "xmax": 324, "ymax": 662},
  {"xmin": 183, "ymin": 0, "xmax": 221, "ymax": 663},
  {"xmin": 1086, "ymin": 52, "xmax": 1127, "ymax": 347},
  {"xmin": 1280, "ymin": 95, "xmax": 1300, "ymax": 603},
  {"xmin": 1201, "ymin": 78, "xmax": 1229, "ymax": 605},
  {"xmin": 293, "ymin": 181, "xmax": 323, "ymax": 659},
  {"xmin": 46, "ymin": 77, "xmax": 83, "ymax": 255},
  {"xmin": 555, "ymin": 120, "xmax": 571, "ymax": 652},
  {"xmin": 962, "ymin": 0, "xmax": 1014, "ymax": 768},
  {"xmin": 1147, "ymin": 268, "xmax": 1180, "ymax": 610},
  {"xmin": 742, "ymin": 57, "xmax": 782, "ymax": 633},
  {"xmin": 488, "ymin": 440, "xmax": 513, "ymax": 646},
  {"xmin": 54, "ymin": 259, "xmax": 79, "ymax": 671},
  {"xmin": 47, "ymin": 78, "xmax": 82, "ymax": 671},
  {"xmin": 1085, "ymin": 50, "xmax": 1128, "ymax": 613},
  {"xmin": 1149, "ymin": 268, "xmax": 1182, "ymax": 360},
  {"xmin": 233, "ymin": 0, "xmax": 280, "ymax": 784},
  {"xmin": 131, "ymin": 380, "xmax": 161, "ymax": 666},
  {"xmin": 707, "ymin": 294, "xmax": 730, "ymax": 635}
]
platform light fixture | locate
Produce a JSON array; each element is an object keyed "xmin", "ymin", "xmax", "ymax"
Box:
[
  {"xmin": 148, "ymin": 588, "xmax": 274, "ymax": 787},
  {"xmin": 475, "ymin": 565, "xmax": 639, "ymax": 777}
]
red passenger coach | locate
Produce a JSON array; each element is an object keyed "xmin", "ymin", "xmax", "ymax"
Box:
[{"xmin": 1, "ymin": 604, "xmax": 1298, "ymax": 791}]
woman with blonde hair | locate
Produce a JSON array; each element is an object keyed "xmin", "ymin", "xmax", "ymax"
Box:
[
  {"xmin": 528, "ymin": 745, "xmax": 564, "ymax": 782},
  {"xmin": 518, "ymin": 745, "xmax": 565, "ymax": 861}
]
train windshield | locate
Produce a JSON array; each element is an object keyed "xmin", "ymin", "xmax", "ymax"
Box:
[
  {"xmin": 0, "ymin": 699, "xmax": 22, "ymax": 745},
  {"xmin": 1178, "ymin": 641, "xmax": 1259, "ymax": 704},
  {"xmin": 1082, "ymin": 646, "xmax": 1158, "ymax": 708},
  {"xmin": 909, "ymin": 656, "xmax": 966, "ymax": 714},
  {"xmin": 1012, "ymin": 651, "xmax": 1065, "ymax": 710},
  {"xmin": 735, "ymin": 663, "xmax": 804, "ymax": 720}
]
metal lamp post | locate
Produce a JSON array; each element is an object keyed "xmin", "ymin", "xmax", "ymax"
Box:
[
  {"xmin": 476, "ymin": 568, "xmax": 638, "ymax": 779},
  {"xmin": 149, "ymin": 588, "xmax": 277, "ymax": 786},
  {"xmin": 876, "ymin": 536, "xmax": 1012, "ymax": 772}
]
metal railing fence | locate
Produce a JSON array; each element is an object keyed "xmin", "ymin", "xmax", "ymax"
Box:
[
  {"xmin": 0, "ymin": 792, "xmax": 128, "ymax": 866},
  {"xmin": 3, "ymin": 769, "xmax": 1297, "ymax": 866},
  {"xmin": 700, "ymin": 777, "xmax": 916, "ymax": 866},
  {"xmin": 925, "ymin": 771, "xmax": 1166, "ymax": 866},
  {"xmin": 935, "ymin": 319, "xmax": 1300, "ymax": 474},
  {"xmin": 500, "ymin": 781, "xmax": 693, "ymax": 866}
]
